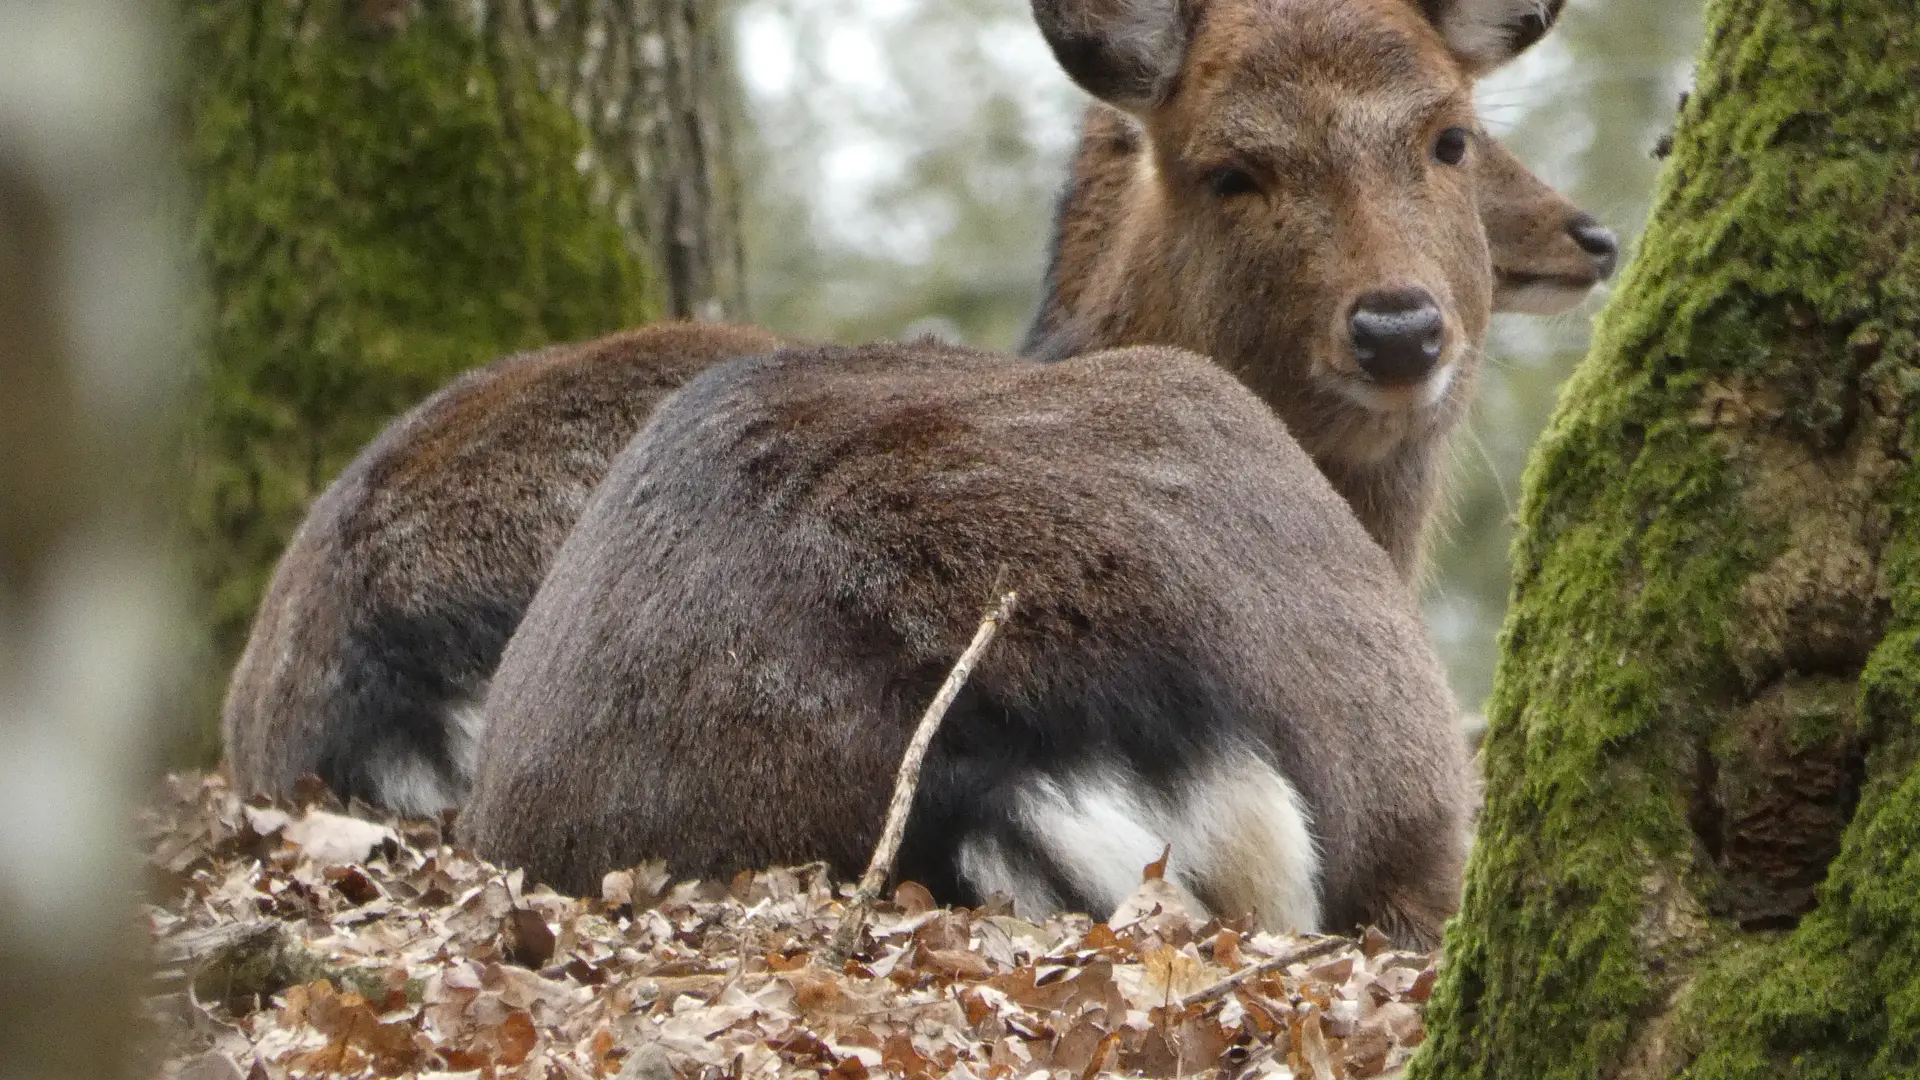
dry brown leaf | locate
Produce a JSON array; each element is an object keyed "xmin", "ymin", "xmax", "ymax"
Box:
[
  {"xmin": 1108, "ymin": 875, "xmax": 1203, "ymax": 932},
  {"xmin": 504, "ymin": 908, "xmax": 557, "ymax": 969},
  {"xmin": 284, "ymin": 810, "xmax": 398, "ymax": 865},
  {"xmin": 1297, "ymin": 1005, "xmax": 1338, "ymax": 1080},
  {"xmin": 893, "ymin": 881, "xmax": 937, "ymax": 914},
  {"xmin": 919, "ymin": 945, "xmax": 994, "ymax": 979}
]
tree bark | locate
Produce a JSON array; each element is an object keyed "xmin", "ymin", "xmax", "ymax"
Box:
[
  {"xmin": 0, "ymin": 3, "xmax": 188, "ymax": 1076},
  {"xmin": 1412, "ymin": 1, "xmax": 1920, "ymax": 1077},
  {"xmin": 181, "ymin": 0, "xmax": 741, "ymax": 748},
  {"xmin": 496, "ymin": 0, "xmax": 747, "ymax": 319}
]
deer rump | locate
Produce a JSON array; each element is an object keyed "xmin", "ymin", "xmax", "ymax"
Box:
[{"xmin": 465, "ymin": 341, "xmax": 1470, "ymax": 945}]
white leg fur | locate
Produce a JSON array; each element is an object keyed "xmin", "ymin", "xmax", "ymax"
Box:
[{"xmin": 959, "ymin": 752, "xmax": 1322, "ymax": 933}]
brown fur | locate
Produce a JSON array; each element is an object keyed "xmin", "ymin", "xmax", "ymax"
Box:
[
  {"xmin": 1023, "ymin": 0, "xmax": 1598, "ymax": 579},
  {"xmin": 464, "ymin": 342, "xmax": 1471, "ymax": 945},
  {"xmin": 222, "ymin": 323, "xmax": 782, "ymax": 813},
  {"xmin": 222, "ymin": 0, "xmax": 1598, "ymax": 818},
  {"xmin": 1029, "ymin": 107, "xmax": 1610, "ymax": 338}
]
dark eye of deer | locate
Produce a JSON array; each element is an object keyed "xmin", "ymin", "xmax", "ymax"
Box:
[
  {"xmin": 1432, "ymin": 127, "xmax": 1472, "ymax": 166},
  {"xmin": 1206, "ymin": 166, "xmax": 1260, "ymax": 197}
]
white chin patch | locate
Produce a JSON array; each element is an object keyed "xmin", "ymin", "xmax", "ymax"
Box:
[
  {"xmin": 1328, "ymin": 362, "xmax": 1458, "ymax": 415},
  {"xmin": 1493, "ymin": 280, "xmax": 1590, "ymax": 316},
  {"xmin": 958, "ymin": 754, "xmax": 1322, "ymax": 934}
]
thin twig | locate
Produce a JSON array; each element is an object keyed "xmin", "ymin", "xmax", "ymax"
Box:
[
  {"xmin": 821, "ymin": 591, "xmax": 1019, "ymax": 967},
  {"xmin": 1178, "ymin": 936, "xmax": 1350, "ymax": 1009}
]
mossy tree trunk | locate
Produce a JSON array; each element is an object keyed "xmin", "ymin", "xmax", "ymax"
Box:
[
  {"xmin": 1411, "ymin": 0, "xmax": 1920, "ymax": 1077},
  {"xmin": 180, "ymin": 0, "xmax": 741, "ymax": 750}
]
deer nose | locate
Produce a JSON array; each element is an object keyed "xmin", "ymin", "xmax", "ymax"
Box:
[
  {"xmin": 1569, "ymin": 213, "xmax": 1619, "ymax": 279},
  {"xmin": 1348, "ymin": 289, "xmax": 1446, "ymax": 384}
]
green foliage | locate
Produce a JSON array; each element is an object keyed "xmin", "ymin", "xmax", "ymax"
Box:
[
  {"xmin": 1411, "ymin": 0, "xmax": 1920, "ymax": 1075},
  {"xmin": 179, "ymin": 0, "xmax": 655, "ymax": 752}
]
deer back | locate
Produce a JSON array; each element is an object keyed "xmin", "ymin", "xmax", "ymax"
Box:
[
  {"xmin": 221, "ymin": 323, "xmax": 783, "ymax": 814},
  {"xmin": 465, "ymin": 341, "xmax": 1469, "ymax": 945}
]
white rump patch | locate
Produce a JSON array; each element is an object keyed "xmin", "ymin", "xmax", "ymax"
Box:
[
  {"xmin": 956, "ymin": 834, "xmax": 1066, "ymax": 919},
  {"xmin": 1440, "ymin": 0, "xmax": 1556, "ymax": 71},
  {"xmin": 959, "ymin": 753, "xmax": 1322, "ymax": 934},
  {"xmin": 443, "ymin": 692, "xmax": 488, "ymax": 789},
  {"xmin": 369, "ymin": 689, "xmax": 485, "ymax": 817},
  {"xmin": 370, "ymin": 751, "xmax": 460, "ymax": 817}
]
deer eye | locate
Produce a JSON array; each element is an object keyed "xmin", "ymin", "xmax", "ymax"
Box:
[
  {"xmin": 1432, "ymin": 127, "xmax": 1472, "ymax": 166},
  {"xmin": 1205, "ymin": 165, "xmax": 1261, "ymax": 198}
]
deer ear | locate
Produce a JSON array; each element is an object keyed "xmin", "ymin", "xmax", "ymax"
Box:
[
  {"xmin": 1031, "ymin": 0, "xmax": 1193, "ymax": 112},
  {"xmin": 1425, "ymin": 0, "xmax": 1565, "ymax": 74}
]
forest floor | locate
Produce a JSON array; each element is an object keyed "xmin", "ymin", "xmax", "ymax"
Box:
[{"xmin": 142, "ymin": 774, "xmax": 1439, "ymax": 1079}]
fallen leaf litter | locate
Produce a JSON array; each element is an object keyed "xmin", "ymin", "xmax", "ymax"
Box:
[{"xmin": 144, "ymin": 773, "xmax": 1440, "ymax": 1079}]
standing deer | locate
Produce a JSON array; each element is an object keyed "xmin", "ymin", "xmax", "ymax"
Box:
[
  {"xmin": 463, "ymin": 0, "xmax": 1592, "ymax": 944},
  {"xmin": 222, "ymin": 0, "xmax": 1609, "ymax": 816}
]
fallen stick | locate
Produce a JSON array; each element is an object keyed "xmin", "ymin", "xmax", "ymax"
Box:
[
  {"xmin": 821, "ymin": 590, "xmax": 1019, "ymax": 968},
  {"xmin": 1178, "ymin": 936, "xmax": 1350, "ymax": 1009}
]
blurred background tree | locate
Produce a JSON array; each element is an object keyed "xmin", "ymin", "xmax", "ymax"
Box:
[
  {"xmin": 734, "ymin": 0, "xmax": 1707, "ymax": 714},
  {"xmin": 3, "ymin": 2, "xmax": 188, "ymax": 1074},
  {"xmin": 179, "ymin": 0, "xmax": 743, "ymax": 751}
]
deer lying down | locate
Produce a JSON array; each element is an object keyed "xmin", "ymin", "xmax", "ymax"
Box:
[
  {"xmin": 221, "ymin": 324, "xmax": 782, "ymax": 815},
  {"xmin": 463, "ymin": 341, "xmax": 1471, "ymax": 947},
  {"xmin": 222, "ymin": 0, "xmax": 1612, "ymax": 818}
]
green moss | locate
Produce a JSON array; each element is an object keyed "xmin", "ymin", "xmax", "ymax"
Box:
[
  {"xmin": 191, "ymin": 923, "xmax": 396, "ymax": 1013},
  {"xmin": 1674, "ymin": 445, "xmax": 1920, "ymax": 1079},
  {"xmin": 178, "ymin": 0, "xmax": 656, "ymax": 755},
  {"xmin": 1411, "ymin": 0, "xmax": 1920, "ymax": 1076}
]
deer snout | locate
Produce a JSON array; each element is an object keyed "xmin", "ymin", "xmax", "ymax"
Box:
[
  {"xmin": 1348, "ymin": 289, "xmax": 1446, "ymax": 385},
  {"xmin": 1568, "ymin": 213, "xmax": 1619, "ymax": 280}
]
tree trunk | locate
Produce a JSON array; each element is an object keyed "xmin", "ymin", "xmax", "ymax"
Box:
[
  {"xmin": 1411, "ymin": 0, "xmax": 1920, "ymax": 1077},
  {"xmin": 0, "ymin": 3, "xmax": 188, "ymax": 1076},
  {"xmin": 180, "ymin": 0, "xmax": 741, "ymax": 750},
  {"xmin": 498, "ymin": 0, "xmax": 747, "ymax": 320}
]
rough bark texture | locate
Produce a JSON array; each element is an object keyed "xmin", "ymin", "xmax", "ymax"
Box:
[
  {"xmin": 1, "ymin": 3, "xmax": 187, "ymax": 1076},
  {"xmin": 181, "ymin": 0, "xmax": 748, "ymax": 749},
  {"xmin": 1410, "ymin": 0, "xmax": 1920, "ymax": 1077},
  {"xmin": 499, "ymin": 0, "xmax": 747, "ymax": 319}
]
